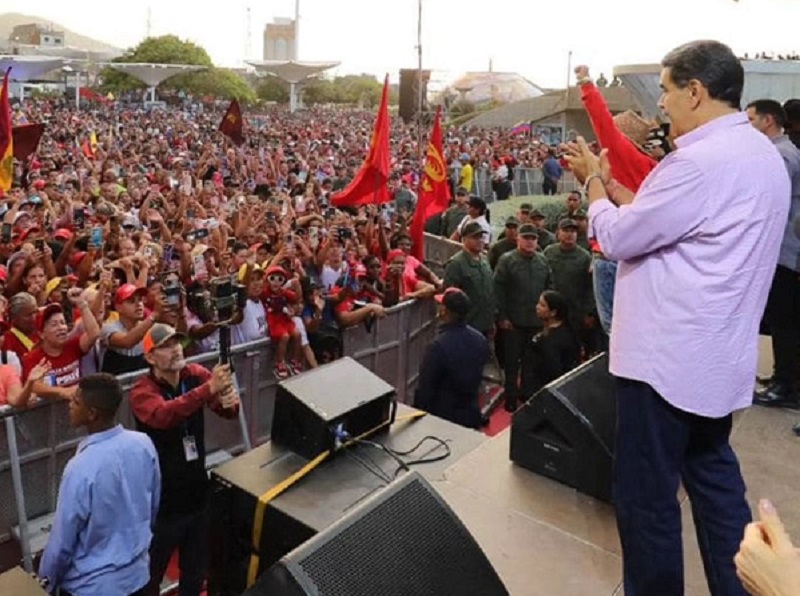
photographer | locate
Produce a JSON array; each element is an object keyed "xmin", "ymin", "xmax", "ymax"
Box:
[{"xmin": 129, "ymin": 324, "xmax": 239, "ymax": 596}]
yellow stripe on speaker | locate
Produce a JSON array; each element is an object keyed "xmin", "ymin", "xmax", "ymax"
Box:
[{"xmin": 246, "ymin": 410, "xmax": 427, "ymax": 586}]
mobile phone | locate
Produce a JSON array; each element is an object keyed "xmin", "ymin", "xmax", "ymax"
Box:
[
  {"xmin": 187, "ymin": 209, "xmax": 196, "ymax": 219},
  {"xmin": 194, "ymin": 228, "xmax": 210, "ymax": 240},
  {"xmin": 73, "ymin": 207, "xmax": 85, "ymax": 229},
  {"xmin": 90, "ymin": 226, "xmax": 103, "ymax": 248},
  {"xmin": 326, "ymin": 207, "xmax": 336, "ymax": 219},
  {"xmin": 226, "ymin": 237, "xmax": 236, "ymax": 249},
  {"xmin": 35, "ymin": 239, "xmax": 45, "ymax": 251},
  {"xmin": 284, "ymin": 234, "xmax": 293, "ymax": 244},
  {"xmin": 1, "ymin": 223, "xmax": 11, "ymax": 243},
  {"xmin": 266, "ymin": 212, "xmax": 276, "ymax": 222}
]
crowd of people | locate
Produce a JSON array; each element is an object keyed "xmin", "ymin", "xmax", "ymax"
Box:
[{"xmin": 7, "ymin": 38, "xmax": 800, "ymax": 595}]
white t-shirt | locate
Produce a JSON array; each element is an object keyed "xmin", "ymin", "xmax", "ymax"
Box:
[
  {"xmin": 292, "ymin": 316, "xmax": 309, "ymax": 347},
  {"xmin": 320, "ymin": 263, "xmax": 347, "ymax": 291},
  {"xmin": 232, "ymin": 299, "xmax": 267, "ymax": 345}
]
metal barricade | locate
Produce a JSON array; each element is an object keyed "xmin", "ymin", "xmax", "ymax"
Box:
[
  {"xmin": 0, "ymin": 297, "xmax": 441, "ymax": 569},
  {"xmin": 450, "ymin": 166, "xmax": 579, "ymax": 201}
]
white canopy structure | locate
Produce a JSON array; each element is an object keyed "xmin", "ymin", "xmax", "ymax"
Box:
[
  {"xmin": 102, "ymin": 63, "xmax": 207, "ymax": 101},
  {"xmin": 247, "ymin": 60, "xmax": 339, "ymax": 112},
  {"xmin": 0, "ymin": 55, "xmax": 67, "ymax": 101}
]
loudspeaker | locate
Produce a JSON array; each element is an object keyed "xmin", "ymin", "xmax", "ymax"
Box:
[
  {"xmin": 398, "ymin": 68, "xmax": 430, "ymax": 124},
  {"xmin": 245, "ymin": 471, "xmax": 508, "ymax": 596},
  {"xmin": 271, "ymin": 357, "xmax": 396, "ymax": 459},
  {"xmin": 510, "ymin": 353, "xmax": 616, "ymax": 502}
]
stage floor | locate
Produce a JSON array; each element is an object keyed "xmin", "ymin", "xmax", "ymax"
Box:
[{"xmin": 430, "ymin": 337, "xmax": 800, "ymax": 596}]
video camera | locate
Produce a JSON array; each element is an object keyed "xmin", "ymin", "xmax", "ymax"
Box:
[{"xmin": 208, "ymin": 275, "xmax": 247, "ymax": 366}]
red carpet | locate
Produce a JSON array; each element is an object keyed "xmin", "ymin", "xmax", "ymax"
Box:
[{"xmin": 480, "ymin": 386, "xmax": 512, "ymax": 437}]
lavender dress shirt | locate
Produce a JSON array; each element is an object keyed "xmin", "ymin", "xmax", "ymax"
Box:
[{"xmin": 589, "ymin": 112, "xmax": 790, "ymax": 417}]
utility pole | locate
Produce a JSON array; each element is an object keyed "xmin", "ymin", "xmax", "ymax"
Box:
[
  {"xmin": 146, "ymin": 7, "xmax": 152, "ymax": 39},
  {"xmin": 294, "ymin": 0, "xmax": 300, "ymax": 60},
  {"xmin": 245, "ymin": 7, "xmax": 252, "ymax": 62},
  {"xmin": 416, "ymin": 0, "xmax": 423, "ymax": 164}
]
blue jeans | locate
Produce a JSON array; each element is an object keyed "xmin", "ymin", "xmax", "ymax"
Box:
[
  {"xmin": 593, "ymin": 257, "xmax": 617, "ymax": 335},
  {"xmin": 613, "ymin": 378, "xmax": 751, "ymax": 596}
]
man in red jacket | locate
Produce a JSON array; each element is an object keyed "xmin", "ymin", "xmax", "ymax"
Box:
[
  {"xmin": 576, "ymin": 65, "xmax": 660, "ymax": 335},
  {"xmin": 129, "ymin": 324, "xmax": 239, "ymax": 596}
]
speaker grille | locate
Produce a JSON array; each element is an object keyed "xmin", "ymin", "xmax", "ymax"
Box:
[{"xmin": 294, "ymin": 476, "xmax": 505, "ymax": 595}]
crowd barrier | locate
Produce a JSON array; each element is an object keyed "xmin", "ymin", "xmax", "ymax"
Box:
[
  {"xmin": 451, "ymin": 166, "xmax": 579, "ymax": 201},
  {"xmin": 0, "ymin": 294, "xmax": 438, "ymax": 572}
]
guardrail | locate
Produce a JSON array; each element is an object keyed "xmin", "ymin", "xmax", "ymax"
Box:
[
  {"xmin": 0, "ymin": 295, "xmax": 438, "ymax": 572},
  {"xmin": 451, "ymin": 166, "xmax": 579, "ymax": 201}
]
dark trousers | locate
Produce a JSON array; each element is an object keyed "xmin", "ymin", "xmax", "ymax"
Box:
[
  {"xmin": 145, "ymin": 509, "xmax": 208, "ymax": 596},
  {"xmin": 61, "ymin": 589, "xmax": 145, "ymax": 596},
  {"xmin": 614, "ymin": 378, "xmax": 750, "ymax": 596},
  {"xmin": 766, "ymin": 265, "xmax": 800, "ymax": 388},
  {"xmin": 503, "ymin": 326, "xmax": 536, "ymax": 405},
  {"xmin": 542, "ymin": 178, "xmax": 558, "ymax": 196}
]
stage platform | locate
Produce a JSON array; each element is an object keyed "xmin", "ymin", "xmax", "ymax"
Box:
[{"xmin": 429, "ymin": 336, "xmax": 799, "ymax": 595}]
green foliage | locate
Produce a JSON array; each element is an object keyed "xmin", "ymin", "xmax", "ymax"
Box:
[
  {"xmin": 99, "ymin": 35, "xmax": 255, "ymax": 102},
  {"xmin": 255, "ymin": 76, "xmax": 289, "ymax": 103},
  {"xmin": 300, "ymin": 74, "xmax": 385, "ymax": 107},
  {"xmin": 489, "ymin": 195, "xmax": 571, "ymax": 236}
]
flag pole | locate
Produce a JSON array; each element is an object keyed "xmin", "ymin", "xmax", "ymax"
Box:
[{"xmin": 416, "ymin": 0, "xmax": 423, "ymax": 166}]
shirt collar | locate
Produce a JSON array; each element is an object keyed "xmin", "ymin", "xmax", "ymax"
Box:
[
  {"xmin": 675, "ymin": 112, "xmax": 747, "ymax": 150},
  {"xmin": 771, "ymin": 133, "xmax": 790, "ymax": 146},
  {"xmin": 77, "ymin": 424, "xmax": 123, "ymax": 453}
]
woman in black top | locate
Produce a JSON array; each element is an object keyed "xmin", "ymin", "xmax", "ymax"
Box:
[{"xmin": 529, "ymin": 290, "xmax": 581, "ymax": 393}]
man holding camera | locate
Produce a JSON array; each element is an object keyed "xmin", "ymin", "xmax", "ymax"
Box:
[{"xmin": 129, "ymin": 324, "xmax": 240, "ymax": 596}]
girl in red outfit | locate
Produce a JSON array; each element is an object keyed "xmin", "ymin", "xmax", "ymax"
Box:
[{"xmin": 262, "ymin": 265, "xmax": 302, "ymax": 379}]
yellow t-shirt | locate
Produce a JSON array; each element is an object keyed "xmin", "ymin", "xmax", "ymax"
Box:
[{"xmin": 459, "ymin": 163, "xmax": 474, "ymax": 193}]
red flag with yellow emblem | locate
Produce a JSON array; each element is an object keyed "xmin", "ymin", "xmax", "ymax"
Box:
[
  {"xmin": 0, "ymin": 68, "xmax": 13, "ymax": 192},
  {"xmin": 331, "ymin": 75, "xmax": 391, "ymax": 207},
  {"xmin": 219, "ymin": 98, "xmax": 245, "ymax": 147},
  {"xmin": 410, "ymin": 106, "xmax": 450, "ymax": 259}
]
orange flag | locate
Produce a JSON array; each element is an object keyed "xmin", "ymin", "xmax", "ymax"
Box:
[
  {"xmin": 331, "ymin": 75, "xmax": 391, "ymax": 207},
  {"xmin": 0, "ymin": 68, "xmax": 12, "ymax": 192},
  {"xmin": 219, "ymin": 98, "xmax": 245, "ymax": 147},
  {"xmin": 409, "ymin": 106, "xmax": 450, "ymax": 259}
]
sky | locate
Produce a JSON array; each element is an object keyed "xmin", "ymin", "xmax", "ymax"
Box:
[{"xmin": 1, "ymin": 0, "xmax": 799, "ymax": 88}]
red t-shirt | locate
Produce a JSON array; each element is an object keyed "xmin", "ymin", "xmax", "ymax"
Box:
[
  {"xmin": 22, "ymin": 336, "xmax": 85, "ymax": 387},
  {"xmin": 2, "ymin": 329, "xmax": 40, "ymax": 360}
]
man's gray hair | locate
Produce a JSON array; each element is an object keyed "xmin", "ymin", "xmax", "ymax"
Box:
[{"xmin": 8, "ymin": 292, "xmax": 37, "ymax": 319}]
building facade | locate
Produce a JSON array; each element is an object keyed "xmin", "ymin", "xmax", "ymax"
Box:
[{"xmin": 262, "ymin": 18, "xmax": 296, "ymax": 61}]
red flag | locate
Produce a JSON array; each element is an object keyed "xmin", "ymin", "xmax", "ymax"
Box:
[
  {"xmin": 331, "ymin": 76, "xmax": 391, "ymax": 207},
  {"xmin": 219, "ymin": 99, "xmax": 245, "ymax": 146},
  {"xmin": 409, "ymin": 106, "xmax": 450, "ymax": 260},
  {"xmin": 12, "ymin": 123, "xmax": 45, "ymax": 161},
  {"xmin": 0, "ymin": 68, "xmax": 12, "ymax": 192}
]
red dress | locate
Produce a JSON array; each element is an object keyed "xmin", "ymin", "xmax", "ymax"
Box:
[{"xmin": 262, "ymin": 287, "xmax": 297, "ymax": 341}]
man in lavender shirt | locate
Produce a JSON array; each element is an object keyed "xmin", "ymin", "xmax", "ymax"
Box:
[{"xmin": 566, "ymin": 41, "xmax": 790, "ymax": 596}]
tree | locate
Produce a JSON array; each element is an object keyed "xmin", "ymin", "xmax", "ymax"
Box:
[
  {"xmin": 99, "ymin": 35, "xmax": 255, "ymax": 102},
  {"xmin": 256, "ymin": 76, "xmax": 289, "ymax": 103}
]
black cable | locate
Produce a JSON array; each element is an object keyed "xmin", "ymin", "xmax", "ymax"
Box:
[
  {"xmin": 354, "ymin": 439, "xmax": 411, "ymax": 474},
  {"xmin": 389, "ymin": 436, "xmax": 451, "ymax": 478},
  {"xmin": 344, "ymin": 448, "xmax": 391, "ymax": 484}
]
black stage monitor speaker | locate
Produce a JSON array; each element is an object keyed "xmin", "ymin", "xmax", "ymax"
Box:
[
  {"xmin": 271, "ymin": 357, "xmax": 396, "ymax": 459},
  {"xmin": 510, "ymin": 352, "xmax": 616, "ymax": 502},
  {"xmin": 245, "ymin": 471, "xmax": 508, "ymax": 596}
]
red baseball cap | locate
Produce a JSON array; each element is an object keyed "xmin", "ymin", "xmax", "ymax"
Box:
[
  {"xmin": 114, "ymin": 284, "xmax": 148, "ymax": 304},
  {"xmin": 69, "ymin": 251, "xmax": 87, "ymax": 270},
  {"xmin": 18, "ymin": 226, "xmax": 41, "ymax": 243},
  {"xmin": 53, "ymin": 229, "xmax": 73, "ymax": 242}
]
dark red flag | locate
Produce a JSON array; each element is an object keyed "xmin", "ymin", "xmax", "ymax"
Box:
[
  {"xmin": 331, "ymin": 76, "xmax": 391, "ymax": 207},
  {"xmin": 409, "ymin": 106, "xmax": 450, "ymax": 259},
  {"xmin": 219, "ymin": 99, "xmax": 245, "ymax": 147},
  {"xmin": 12, "ymin": 123, "xmax": 45, "ymax": 161}
]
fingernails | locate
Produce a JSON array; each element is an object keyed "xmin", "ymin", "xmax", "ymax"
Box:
[{"xmin": 761, "ymin": 499, "xmax": 776, "ymax": 514}]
